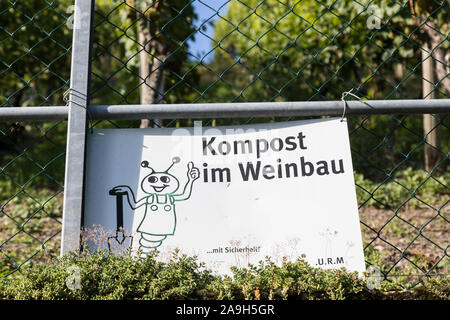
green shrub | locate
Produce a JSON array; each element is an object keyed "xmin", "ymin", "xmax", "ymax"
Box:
[
  {"xmin": 0, "ymin": 249, "xmax": 214, "ymax": 300},
  {"xmin": 354, "ymin": 168, "xmax": 448, "ymax": 209},
  {"xmin": 0, "ymin": 250, "xmax": 448, "ymax": 300}
]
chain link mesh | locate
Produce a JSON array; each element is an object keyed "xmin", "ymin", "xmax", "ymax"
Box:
[
  {"xmin": 1, "ymin": 0, "xmax": 448, "ymax": 288},
  {"xmin": 0, "ymin": 0, "xmax": 71, "ymax": 277}
]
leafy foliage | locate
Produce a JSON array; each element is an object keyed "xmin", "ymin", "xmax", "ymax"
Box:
[
  {"xmin": 0, "ymin": 0, "xmax": 72, "ymax": 107},
  {"xmin": 90, "ymin": 0, "xmax": 199, "ymax": 106},
  {"xmin": 355, "ymin": 167, "xmax": 449, "ymax": 209},
  {"xmin": 0, "ymin": 250, "xmax": 448, "ymax": 300},
  {"xmin": 211, "ymin": 0, "xmax": 448, "ymax": 102}
]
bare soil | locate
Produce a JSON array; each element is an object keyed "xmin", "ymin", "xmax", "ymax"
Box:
[{"xmin": 359, "ymin": 204, "xmax": 449, "ymax": 275}]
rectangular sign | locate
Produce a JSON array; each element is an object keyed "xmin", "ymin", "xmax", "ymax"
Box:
[{"xmin": 84, "ymin": 118, "xmax": 365, "ymax": 274}]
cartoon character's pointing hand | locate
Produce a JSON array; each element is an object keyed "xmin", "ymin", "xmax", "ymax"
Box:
[{"xmin": 187, "ymin": 161, "xmax": 200, "ymax": 181}]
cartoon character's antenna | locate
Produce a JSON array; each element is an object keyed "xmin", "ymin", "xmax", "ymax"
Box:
[
  {"xmin": 141, "ymin": 161, "xmax": 151, "ymax": 168},
  {"xmin": 165, "ymin": 156, "xmax": 180, "ymax": 173},
  {"xmin": 141, "ymin": 161, "xmax": 154, "ymax": 174}
]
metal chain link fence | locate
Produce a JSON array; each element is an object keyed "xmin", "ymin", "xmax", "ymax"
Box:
[
  {"xmin": 1, "ymin": 0, "xmax": 448, "ymax": 288},
  {"xmin": 0, "ymin": 0, "xmax": 70, "ymax": 277}
]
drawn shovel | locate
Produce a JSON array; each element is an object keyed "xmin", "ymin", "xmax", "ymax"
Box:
[{"xmin": 108, "ymin": 189, "xmax": 132, "ymax": 251}]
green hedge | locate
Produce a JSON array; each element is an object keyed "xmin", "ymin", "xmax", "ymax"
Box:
[{"xmin": 0, "ymin": 250, "xmax": 448, "ymax": 300}]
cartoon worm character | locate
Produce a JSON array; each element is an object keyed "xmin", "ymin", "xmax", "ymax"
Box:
[{"xmin": 109, "ymin": 157, "xmax": 200, "ymax": 256}]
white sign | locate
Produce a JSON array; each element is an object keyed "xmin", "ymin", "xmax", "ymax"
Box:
[{"xmin": 84, "ymin": 118, "xmax": 365, "ymax": 274}]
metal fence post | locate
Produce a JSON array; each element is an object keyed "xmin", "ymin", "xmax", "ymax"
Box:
[{"xmin": 61, "ymin": 0, "xmax": 95, "ymax": 255}]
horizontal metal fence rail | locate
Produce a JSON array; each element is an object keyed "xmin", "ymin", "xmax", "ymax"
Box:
[{"xmin": 0, "ymin": 99, "xmax": 449, "ymax": 121}]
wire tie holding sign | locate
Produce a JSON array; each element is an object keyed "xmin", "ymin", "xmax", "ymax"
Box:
[
  {"xmin": 63, "ymin": 88, "xmax": 94, "ymax": 134},
  {"xmin": 340, "ymin": 88, "xmax": 364, "ymax": 122}
]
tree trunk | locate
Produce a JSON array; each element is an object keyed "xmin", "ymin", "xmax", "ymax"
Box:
[
  {"xmin": 409, "ymin": 1, "xmax": 450, "ymax": 94},
  {"xmin": 422, "ymin": 42, "xmax": 440, "ymax": 171},
  {"xmin": 408, "ymin": 1, "xmax": 445, "ymax": 171},
  {"xmin": 138, "ymin": 12, "xmax": 165, "ymax": 128},
  {"xmin": 422, "ymin": 21, "xmax": 450, "ymax": 93}
]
